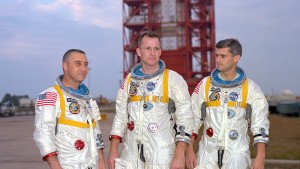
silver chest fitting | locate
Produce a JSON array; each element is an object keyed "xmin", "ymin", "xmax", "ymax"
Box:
[{"xmin": 218, "ymin": 92, "xmax": 229, "ymax": 150}]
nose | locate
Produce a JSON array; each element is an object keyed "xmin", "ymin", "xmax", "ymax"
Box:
[
  {"xmin": 80, "ymin": 65, "xmax": 88, "ymax": 73},
  {"xmin": 150, "ymin": 49, "xmax": 155, "ymax": 56},
  {"xmin": 216, "ymin": 56, "xmax": 221, "ymax": 63}
]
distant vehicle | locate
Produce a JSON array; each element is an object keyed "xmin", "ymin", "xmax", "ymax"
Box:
[
  {"xmin": 276, "ymin": 101, "xmax": 299, "ymax": 117},
  {"xmin": 0, "ymin": 101, "xmax": 16, "ymax": 117}
]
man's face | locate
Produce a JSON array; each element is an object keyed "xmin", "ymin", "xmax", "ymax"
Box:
[
  {"xmin": 63, "ymin": 52, "xmax": 88, "ymax": 84},
  {"xmin": 215, "ymin": 47, "xmax": 240, "ymax": 72},
  {"xmin": 136, "ymin": 36, "xmax": 161, "ymax": 67}
]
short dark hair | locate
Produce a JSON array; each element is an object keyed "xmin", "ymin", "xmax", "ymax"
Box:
[
  {"xmin": 216, "ymin": 38, "xmax": 242, "ymax": 57},
  {"xmin": 137, "ymin": 31, "xmax": 161, "ymax": 48},
  {"xmin": 62, "ymin": 49, "xmax": 86, "ymax": 62}
]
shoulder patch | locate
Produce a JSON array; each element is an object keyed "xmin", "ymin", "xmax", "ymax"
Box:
[
  {"xmin": 121, "ymin": 78, "xmax": 126, "ymax": 90},
  {"xmin": 193, "ymin": 80, "xmax": 203, "ymax": 94},
  {"xmin": 121, "ymin": 74, "xmax": 131, "ymax": 90},
  {"xmin": 36, "ymin": 92, "xmax": 57, "ymax": 107}
]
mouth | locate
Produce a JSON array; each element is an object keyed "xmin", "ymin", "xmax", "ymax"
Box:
[
  {"xmin": 148, "ymin": 58, "xmax": 156, "ymax": 61},
  {"xmin": 79, "ymin": 73, "xmax": 87, "ymax": 77}
]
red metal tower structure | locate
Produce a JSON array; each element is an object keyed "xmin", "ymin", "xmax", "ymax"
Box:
[{"xmin": 123, "ymin": 0, "xmax": 216, "ymax": 93}]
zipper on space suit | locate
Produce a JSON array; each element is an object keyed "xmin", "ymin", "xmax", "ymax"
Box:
[
  {"xmin": 137, "ymin": 92, "xmax": 146, "ymax": 163},
  {"xmin": 217, "ymin": 93, "xmax": 228, "ymax": 168},
  {"xmin": 85, "ymin": 100, "xmax": 97, "ymax": 168}
]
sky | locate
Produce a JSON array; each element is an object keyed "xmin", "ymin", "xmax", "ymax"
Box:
[{"xmin": 0, "ymin": 0, "xmax": 299, "ymax": 101}]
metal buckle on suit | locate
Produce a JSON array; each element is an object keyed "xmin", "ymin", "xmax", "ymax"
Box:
[
  {"xmin": 141, "ymin": 92, "xmax": 146, "ymax": 101},
  {"xmin": 158, "ymin": 96, "xmax": 163, "ymax": 102}
]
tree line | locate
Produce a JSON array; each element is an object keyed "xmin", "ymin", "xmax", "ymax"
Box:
[{"xmin": 0, "ymin": 93, "xmax": 29, "ymax": 106}]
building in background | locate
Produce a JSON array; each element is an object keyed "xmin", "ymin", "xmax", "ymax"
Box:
[{"xmin": 267, "ymin": 89, "xmax": 300, "ymax": 116}]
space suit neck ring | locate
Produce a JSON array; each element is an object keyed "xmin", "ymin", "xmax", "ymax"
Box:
[
  {"xmin": 56, "ymin": 75, "xmax": 91, "ymax": 100},
  {"xmin": 210, "ymin": 66, "xmax": 246, "ymax": 88},
  {"xmin": 131, "ymin": 59, "xmax": 166, "ymax": 80}
]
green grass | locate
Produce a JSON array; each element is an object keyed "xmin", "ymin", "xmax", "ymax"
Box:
[{"xmin": 250, "ymin": 114, "xmax": 300, "ymax": 160}]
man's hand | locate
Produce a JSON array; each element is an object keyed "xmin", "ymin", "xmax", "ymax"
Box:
[
  {"xmin": 251, "ymin": 143, "xmax": 266, "ymax": 169},
  {"xmin": 107, "ymin": 150, "xmax": 118, "ymax": 169},
  {"xmin": 98, "ymin": 149, "xmax": 106, "ymax": 169},
  {"xmin": 107, "ymin": 138, "xmax": 120, "ymax": 169},
  {"xmin": 46, "ymin": 156, "xmax": 63, "ymax": 169},
  {"xmin": 170, "ymin": 142, "xmax": 187, "ymax": 169},
  {"xmin": 251, "ymin": 156, "xmax": 265, "ymax": 169},
  {"xmin": 185, "ymin": 144, "xmax": 197, "ymax": 169}
]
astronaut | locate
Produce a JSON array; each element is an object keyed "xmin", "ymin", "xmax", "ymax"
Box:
[
  {"xmin": 107, "ymin": 31, "xmax": 194, "ymax": 169},
  {"xmin": 185, "ymin": 39, "xmax": 270, "ymax": 169},
  {"xmin": 33, "ymin": 49, "xmax": 105, "ymax": 169}
]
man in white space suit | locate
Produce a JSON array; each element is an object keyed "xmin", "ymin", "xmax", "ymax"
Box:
[
  {"xmin": 186, "ymin": 38, "xmax": 270, "ymax": 169},
  {"xmin": 33, "ymin": 49, "xmax": 106, "ymax": 169},
  {"xmin": 108, "ymin": 31, "xmax": 194, "ymax": 169}
]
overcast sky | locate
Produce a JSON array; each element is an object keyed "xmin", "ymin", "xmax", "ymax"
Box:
[{"xmin": 1, "ymin": 0, "xmax": 299, "ymax": 100}]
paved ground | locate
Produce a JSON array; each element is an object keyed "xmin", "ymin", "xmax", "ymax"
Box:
[
  {"xmin": 0, "ymin": 113, "xmax": 299, "ymax": 169},
  {"xmin": 0, "ymin": 113, "xmax": 120, "ymax": 169}
]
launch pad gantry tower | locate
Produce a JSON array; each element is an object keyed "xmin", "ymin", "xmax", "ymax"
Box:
[{"xmin": 122, "ymin": 0, "xmax": 216, "ymax": 93}]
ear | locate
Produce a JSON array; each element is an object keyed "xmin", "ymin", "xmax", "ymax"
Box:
[
  {"xmin": 136, "ymin": 48, "xmax": 141, "ymax": 57},
  {"xmin": 62, "ymin": 62, "xmax": 67, "ymax": 72},
  {"xmin": 234, "ymin": 55, "xmax": 241, "ymax": 64}
]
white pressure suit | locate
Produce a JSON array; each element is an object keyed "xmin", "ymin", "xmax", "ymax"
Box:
[
  {"xmin": 110, "ymin": 60, "xmax": 194, "ymax": 169},
  {"xmin": 33, "ymin": 75, "xmax": 104, "ymax": 169},
  {"xmin": 191, "ymin": 67, "xmax": 269, "ymax": 169}
]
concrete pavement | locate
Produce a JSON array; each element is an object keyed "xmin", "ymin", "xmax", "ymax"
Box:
[{"xmin": 0, "ymin": 113, "xmax": 119, "ymax": 169}]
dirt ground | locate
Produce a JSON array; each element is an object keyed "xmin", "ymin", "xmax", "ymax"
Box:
[{"xmin": 265, "ymin": 162, "xmax": 300, "ymax": 169}]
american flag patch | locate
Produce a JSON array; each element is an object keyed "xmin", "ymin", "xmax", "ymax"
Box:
[
  {"xmin": 121, "ymin": 77, "xmax": 127, "ymax": 90},
  {"xmin": 193, "ymin": 81, "xmax": 203, "ymax": 94},
  {"xmin": 36, "ymin": 92, "xmax": 57, "ymax": 106}
]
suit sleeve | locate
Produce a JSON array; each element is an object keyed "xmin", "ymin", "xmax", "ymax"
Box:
[
  {"xmin": 248, "ymin": 79, "xmax": 270, "ymax": 145},
  {"xmin": 110, "ymin": 74, "xmax": 131, "ymax": 138},
  {"xmin": 191, "ymin": 77, "xmax": 208, "ymax": 135},
  {"xmin": 169, "ymin": 71, "xmax": 194, "ymax": 143},
  {"xmin": 33, "ymin": 88, "xmax": 60, "ymax": 157},
  {"xmin": 90, "ymin": 99, "xmax": 105, "ymax": 149}
]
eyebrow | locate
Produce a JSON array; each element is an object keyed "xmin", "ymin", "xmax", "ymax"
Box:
[{"xmin": 73, "ymin": 60, "xmax": 89, "ymax": 64}]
